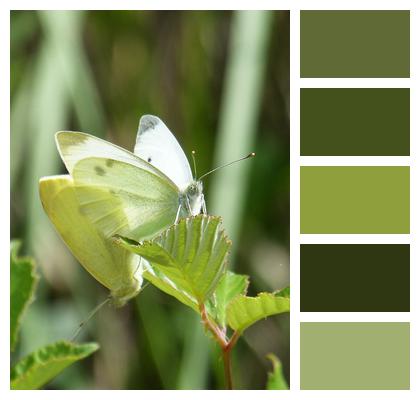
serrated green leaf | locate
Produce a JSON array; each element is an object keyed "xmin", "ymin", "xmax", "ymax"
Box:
[
  {"xmin": 115, "ymin": 215, "xmax": 231, "ymax": 305},
  {"xmin": 10, "ymin": 241, "xmax": 39, "ymax": 351},
  {"xmin": 11, "ymin": 341, "xmax": 99, "ymax": 390},
  {"xmin": 226, "ymin": 292, "xmax": 290, "ymax": 333},
  {"xmin": 142, "ymin": 263, "xmax": 199, "ymax": 313},
  {"xmin": 209, "ymin": 271, "xmax": 249, "ymax": 327},
  {"xmin": 266, "ymin": 353, "xmax": 288, "ymax": 390}
]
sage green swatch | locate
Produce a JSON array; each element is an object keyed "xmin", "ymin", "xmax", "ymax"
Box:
[
  {"xmin": 300, "ymin": 322, "xmax": 410, "ymax": 390},
  {"xmin": 300, "ymin": 166, "xmax": 410, "ymax": 234},
  {"xmin": 300, "ymin": 10, "xmax": 410, "ymax": 77},
  {"xmin": 300, "ymin": 88, "xmax": 410, "ymax": 156}
]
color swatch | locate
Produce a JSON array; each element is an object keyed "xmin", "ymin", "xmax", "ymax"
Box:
[
  {"xmin": 300, "ymin": 88, "xmax": 410, "ymax": 156},
  {"xmin": 300, "ymin": 166, "xmax": 410, "ymax": 234},
  {"xmin": 300, "ymin": 244, "xmax": 410, "ymax": 312},
  {"xmin": 300, "ymin": 322, "xmax": 410, "ymax": 389},
  {"xmin": 300, "ymin": 10, "xmax": 410, "ymax": 77}
]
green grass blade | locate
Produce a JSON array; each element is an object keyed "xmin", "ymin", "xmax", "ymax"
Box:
[
  {"xmin": 176, "ymin": 317, "xmax": 212, "ymax": 389},
  {"xmin": 11, "ymin": 341, "xmax": 99, "ymax": 389},
  {"xmin": 209, "ymin": 11, "xmax": 273, "ymax": 248},
  {"xmin": 38, "ymin": 11, "xmax": 105, "ymax": 135},
  {"xmin": 10, "ymin": 241, "xmax": 39, "ymax": 351}
]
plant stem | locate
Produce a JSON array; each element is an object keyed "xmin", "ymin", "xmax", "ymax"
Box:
[
  {"xmin": 199, "ymin": 303, "xmax": 242, "ymax": 389},
  {"xmin": 199, "ymin": 303, "xmax": 227, "ymax": 348},
  {"xmin": 222, "ymin": 346, "xmax": 233, "ymax": 390},
  {"xmin": 222, "ymin": 330, "xmax": 241, "ymax": 389}
]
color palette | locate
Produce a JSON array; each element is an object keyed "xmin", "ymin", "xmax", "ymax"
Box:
[
  {"xmin": 300, "ymin": 244, "xmax": 410, "ymax": 312},
  {"xmin": 300, "ymin": 166, "xmax": 410, "ymax": 234},
  {"xmin": 300, "ymin": 88, "xmax": 410, "ymax": 156},
  {"xmin": 300, "ymin": 10, "xmax": 410, "ymax": 77},
  {"xmin": 299, "ymin": 9, "xmax": 411, "ymax": 390},
  {"xmin": 300, "ymin": 322, "xmax": 410, "ymax": 389}
]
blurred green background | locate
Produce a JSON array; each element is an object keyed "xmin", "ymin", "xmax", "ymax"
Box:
[{"xmin": 10, "ymin": 10, "xmax": 289, "ymax": 389}]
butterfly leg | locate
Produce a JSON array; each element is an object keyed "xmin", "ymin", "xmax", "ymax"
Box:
[
  {"xmin": 174, "ymin": 203, "xmax": 182, "ymax": 223},
  {"xmin": 201, "ymin": 195, "xmax": 207, "ymax": 215},
  {"xmin": 186, "ymin": 197, "xmax": 193, "ymax": 215}
]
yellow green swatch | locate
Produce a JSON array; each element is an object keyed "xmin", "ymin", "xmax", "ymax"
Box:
[{"xmin": 300, "ymin": 166, "xmax": 410, "ymax": 234}]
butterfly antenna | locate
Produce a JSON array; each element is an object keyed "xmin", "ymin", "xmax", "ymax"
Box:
[
  {"xmin": 198, "ymin": 152, "xmax": 255, "ymax": 181},
  {"xmin": 69, "ymin": 296, "xmax": 111, "ymax": 342},
  {"xmin": 191, "ymin": 150, "xmax": 198, "ymax": 179}
]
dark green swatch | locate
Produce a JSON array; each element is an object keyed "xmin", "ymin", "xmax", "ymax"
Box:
[
  {"xmin": 300, "ymin": 88, "xmax": 410, "ymax": 156},
  {"xmin": 300, "ymin": 10, "xmax": 410, "ymax": 77},
  {"xmin": 300, "ymin": 244, "xmax": 410, "ymax": 312},
  {"xmin": 300, "ymin": 166, "xmax": 410, "ymax": 234},
  {"xmin": 301, "ymin": 322, "xmax": 410, "ymax": 389}
]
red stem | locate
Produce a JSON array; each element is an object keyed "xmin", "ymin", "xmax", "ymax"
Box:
[{"xmin": 199, "ymin": 303, "xmax": 241, "ymax": 389}]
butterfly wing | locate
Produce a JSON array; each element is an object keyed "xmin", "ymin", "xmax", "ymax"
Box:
[
  {"xmin": 73, "ymin": 157, "xmax": 180, "ymax": 240},
  {"xmin": 134, "ymin": 115, "xmax": 193, "ymax": 190},
  {"xmin": 56, "ymin": 130, "xmax": 167, "ymax": 180},
  {"xmin": 39, "ymin": 175, "xmax": 142, "ymax": 303}
]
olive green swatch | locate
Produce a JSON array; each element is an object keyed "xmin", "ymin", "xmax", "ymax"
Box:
[
  {"xmin": 300, "ymin": 166, "xmax": 410, "ymax": 234},
  {"xmin": 300, "ymin": 322, "xmax": 410, "ymax": 389},
  {"xmin": 300, "ymin": 10, "xmax": 410, "ymax": 77},
  {"xmin": 300, "ymin": 244, "xmax": 410, "ymax": 312},
  {"xmin": 300, "ymin": 88, "xmax": 410, "ymax": 156}
]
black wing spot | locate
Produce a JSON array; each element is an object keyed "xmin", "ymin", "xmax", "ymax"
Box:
[
  {"xmin": 140, "ymin": 115, "xmax": 159, "ymax": 132},
  {"xmin": 94, "ymin": 166, "xmax": 106, "ymax": 176},
  {"xmin": 106, "ymin": 159, "xmax": 115, "ymax": 168},
  {"xmin": 147, "ymin": 157, "xmax": 152, "ymax": 163}
]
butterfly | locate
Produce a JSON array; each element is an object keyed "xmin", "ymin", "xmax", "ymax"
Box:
[
  {"xmin": 55, "ymin": 115, "xmax": 206, "ymax": 241},
  {"xmin": 40, "ymin": 115, "xmax": 253, "ymax": 305}
]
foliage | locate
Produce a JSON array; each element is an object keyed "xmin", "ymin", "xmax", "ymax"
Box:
[
  {"xmin": 10, "ymin": 243, "xmax": 99, "ymax": 389},
  {"xmin": 115, "ymin": 215, "xmax": 290, "ymax": 388},
  {"xmin": 10, "ymin": 241, "xmax": 39, "ymax": 351},
  {"xmin": 115, "ymin": 216, "xmax": 289, "ymax": 334},
  {"xmin": 266, "ymin": 353, "xmax": 289, "ymax": 390},
  {"xmin": 115, "ymin": 216, "xmax": 231, "ymax": 307},
  {"xmin": 210, "ymin": 271, "xmax": 249, "ymax": 328},
  {"xmin": 11, "ymin": 341, "xmax": 99, "ymax": 390},
  {"xmin": 226, "ymin": 291, "xmax": 290, "ymax": 333}
]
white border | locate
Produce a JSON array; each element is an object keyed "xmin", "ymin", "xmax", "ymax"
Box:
[
  {"xmin": 300, "ymin": 156, "xmax": 411, "ymax": 166},
  {"xmin": 2, "ymin": 0, "xmax": 420, "ymax": 398},
  {"xmin": 289, "ymin": 7, "xmax": 300, "ymax": 392},
  {"xmin": 3, "ymin": 0, "xmax": 418, "ymax": 11}
]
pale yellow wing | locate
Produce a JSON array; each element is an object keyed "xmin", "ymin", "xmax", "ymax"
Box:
[{"xmin": 39, "ymin": 175, "xmax": 142, "ymax": 304}]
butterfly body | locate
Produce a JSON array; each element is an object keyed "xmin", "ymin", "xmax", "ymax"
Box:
[{"xmin": 179, "ymin": 180, "xmax": 206, "ymax": 218}]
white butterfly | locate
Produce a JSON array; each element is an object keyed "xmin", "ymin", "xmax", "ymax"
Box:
[{"xmin": 56, "ymin": 115, "xmax": 206, "ymax": 242}]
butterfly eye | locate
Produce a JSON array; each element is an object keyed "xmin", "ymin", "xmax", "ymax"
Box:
[{"xmin": 188, "ymin": 185, "xmax": 198, "ymax": 195}]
